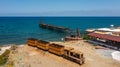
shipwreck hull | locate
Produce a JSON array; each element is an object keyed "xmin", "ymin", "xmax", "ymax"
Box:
[{"xmin": 65, "ymin": 36, "xmax": 83, "ymax": 41}]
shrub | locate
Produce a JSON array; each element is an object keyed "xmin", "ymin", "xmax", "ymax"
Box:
[
  {"xmin": 0, "ymin": 49, "xmax": 10, "ymax": 66},
  {"xmin": 83, "ymin": 34, "xmax": 90, "ymax": 40}
]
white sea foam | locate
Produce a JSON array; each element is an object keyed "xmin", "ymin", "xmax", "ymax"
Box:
[{"xmin": 0, "ymin": 46, "xmax": 11, "ymax": 55}]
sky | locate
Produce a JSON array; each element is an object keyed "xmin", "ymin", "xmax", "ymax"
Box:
[{"xmin": 0, "ymin": 0, "xmax": 120, "ymax": 16}]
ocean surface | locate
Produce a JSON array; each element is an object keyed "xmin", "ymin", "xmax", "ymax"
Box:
[{"xmin": 0, "ymin": 17, "xmax": 120, "ymax": 45}]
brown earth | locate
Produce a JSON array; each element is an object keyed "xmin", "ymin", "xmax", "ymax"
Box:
[{"xmin": 8, "ymin": 40, "xmax": 120, "ymax": 67}]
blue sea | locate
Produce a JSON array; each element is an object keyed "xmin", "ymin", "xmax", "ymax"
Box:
[{"xmin": 0, "ymin": 17, "xmax": 120, "ymax": 45}]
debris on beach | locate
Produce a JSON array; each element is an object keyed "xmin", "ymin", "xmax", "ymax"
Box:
[{"xmin": 65, "ymin": 28, "xmax": 83, "ymax": 41}]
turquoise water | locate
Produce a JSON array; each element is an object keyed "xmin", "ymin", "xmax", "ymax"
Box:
[{"xmin": 0, "ymin": 17, "xmax": 120, "ymax": 45}]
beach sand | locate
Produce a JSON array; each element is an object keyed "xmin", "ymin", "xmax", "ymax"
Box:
[{"xmin": 7, "ymin": 40, "xmax": 120, "ymax": 67}]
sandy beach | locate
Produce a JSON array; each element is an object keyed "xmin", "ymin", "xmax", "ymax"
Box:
[
  {"xmin": 52, "ymin": 40, "xmax": 120, "ymax": 67},
  {"xmin": 3, "ymin": 40, "xmax": 119, "ymax": 67}
]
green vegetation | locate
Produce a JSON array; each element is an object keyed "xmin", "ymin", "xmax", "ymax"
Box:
[
  {"xmin": 0, "ymin": 49, "xmax": 10, "ymax": 66},
  {"xmin": 83, "ymin": 34, "xmax": 90, "ymax": 40}
]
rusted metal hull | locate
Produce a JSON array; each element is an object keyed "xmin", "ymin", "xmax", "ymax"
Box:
[{"xmin": 65, "ymin": 36, "xmax": 83, "ymax": 41}]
